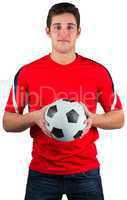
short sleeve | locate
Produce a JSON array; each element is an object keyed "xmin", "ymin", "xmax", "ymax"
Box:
[
  {"xmin": 97, "ymin": 66, "xmax": 122, "ymax": 112},
  {"xmin": 5, "ymin": 67, "xmax": 28, "ymax": 114}
]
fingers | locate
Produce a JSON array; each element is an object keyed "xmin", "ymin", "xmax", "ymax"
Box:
[
  {"xmin": 42, "ymin": 127, "xmax": 52, "ymax": 138},
  {"xmin": 42, "ymin": 124, "xmax": 52, "ymax": 138},
  {"xmin": 38, "ymin": 110, "xmax": 52, "ymax": 138},
  {"xmin": 86, "ymin": 118, "xmax": 92, "ymax": 129},
  {"xmin": 80, "ymin": 102, "xmax": 90, "ymax": 118},
  {"xmin": 41, "ymin": 123, "xmax": 52, "ymax": 138},
  {"xmin": 80, "ymin": 118, "xmax": 92, "ymax": 139},
  {"xmin": 42, "ymin": 105, "xmax": 48, "ymax": 117}
]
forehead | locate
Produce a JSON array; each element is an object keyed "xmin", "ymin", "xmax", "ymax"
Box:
[{"xmin": 51, "ymin": 13, "xmax": 77, "ymax": 25}]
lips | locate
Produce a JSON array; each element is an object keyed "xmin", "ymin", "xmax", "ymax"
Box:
[{"xmin": 57, "ymin": 40, "xmax": 70, "ymax": 42}]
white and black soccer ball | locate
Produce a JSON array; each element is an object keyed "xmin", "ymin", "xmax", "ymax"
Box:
[{"xmin": 44, "ymin": 99, "xmax": 87, "ymax": 142}]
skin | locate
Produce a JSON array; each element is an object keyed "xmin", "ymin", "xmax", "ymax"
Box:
[
  {"xmin": 46, "ymin": 13, "xmax": 81, "ymax": 64},
  {"xmin": 3, "ymin": 13, "xmax": 124, "ymax": 134}
]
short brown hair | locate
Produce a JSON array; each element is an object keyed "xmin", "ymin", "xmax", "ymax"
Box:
[{"xmin": 46, "ymin": 2, "xmax": 80, "ymax": 29}]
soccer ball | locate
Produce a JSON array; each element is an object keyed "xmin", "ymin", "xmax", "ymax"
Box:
[{"xmin": 44, "ymin": 99, "xmax": 87, "ymax": 142}]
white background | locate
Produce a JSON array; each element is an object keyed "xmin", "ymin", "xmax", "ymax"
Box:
[{"xmin": 0, "ymin": 0, "xmax": 127, "ymax": 199}]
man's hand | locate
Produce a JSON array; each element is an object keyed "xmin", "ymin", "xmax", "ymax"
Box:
[
  {"xmin": 31, "ymin": 105, "xmax": 52, "ymax": 138},
  {"xmin": 80, "ymin": 102, "xmax": 124, "ymax": 130},
  {"xmin": 79, "ymin": 102, "xmax": 93, "ymax": 138}
]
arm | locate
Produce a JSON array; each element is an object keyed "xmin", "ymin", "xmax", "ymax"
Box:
[
  {"xmin": 87, "ymin": 109, "xmax": 124, "ymax": 130},
  {"xmin": 3, "ymin": 66, "xmax": 51, "ymax": 136},
  {"xmin": 3, "ymin": 112, "xmax": 35, "ymax": 132},
  {"xmin": 88, "ymin": 65, "xmax": 124, "ymax": 130},
  {"xmin": 3, "ymin": 107, "xmax": 51, "ymax": 136}
]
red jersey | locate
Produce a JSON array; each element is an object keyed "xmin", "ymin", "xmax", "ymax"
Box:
[{"xmin": 5, "ymin": 53, "xmax": 122, "ymax": 175}]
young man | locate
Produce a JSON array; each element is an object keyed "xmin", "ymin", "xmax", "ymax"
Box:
[{"xmin": 3, "ymin": 2, "xmax": 124, "ymax": 200}]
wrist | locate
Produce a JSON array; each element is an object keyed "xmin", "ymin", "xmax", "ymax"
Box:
[
  {"xmin": 24, "ymin": 112, "xmax": 36, "ymax": 127},
  {"xmin": 89, "ymin": 113, "xmax": 102, "ymax": 128}
]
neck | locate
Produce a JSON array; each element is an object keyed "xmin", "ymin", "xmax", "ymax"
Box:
[{"xmin": 50, "ymin": 50, "xmax": 76, "ymax": 65}]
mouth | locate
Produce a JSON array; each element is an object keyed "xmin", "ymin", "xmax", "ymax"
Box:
[{"xmin": 57, "ymin": 40, "xmax": 70, "ymax": 42}]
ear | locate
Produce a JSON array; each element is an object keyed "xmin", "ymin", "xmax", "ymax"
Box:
[
  {"xmin": 45, "ymin": 27, "xmax": 50, "ymax": 37},
  {"xmin": 77, "ymin": 27, "xmax": 81, "ymax": 38}
]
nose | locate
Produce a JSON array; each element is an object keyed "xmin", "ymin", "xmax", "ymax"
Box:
[{"xmin": 58, "ymin": 27, "xmax": 69, "ymax": 36}]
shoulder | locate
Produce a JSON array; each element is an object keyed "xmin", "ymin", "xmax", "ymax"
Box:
[
  {"xmin": 79, "ymin": 54, "xmax": 111, "ymax": 76},
  {"xmin": 15, "ymin": 54, "xmax": 49, "ymax": 76},
  {"xmin": 21, "ymin": 54, "xmax": 49, "ymax": 70}
]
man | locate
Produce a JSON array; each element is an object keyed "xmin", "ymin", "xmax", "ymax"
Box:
[{"xmin": 3, "ymin": 2, "xmax": 124, "ymax": 200}]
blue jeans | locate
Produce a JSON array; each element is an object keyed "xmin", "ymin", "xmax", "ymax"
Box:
[{"xmin": 24, "ymin": 168, "xmax": 104, "ymax": 200}]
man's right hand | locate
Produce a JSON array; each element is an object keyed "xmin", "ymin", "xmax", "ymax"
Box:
[{"xmin": 31, "ymin": 105, "xmax": 52, "ymax": 137}]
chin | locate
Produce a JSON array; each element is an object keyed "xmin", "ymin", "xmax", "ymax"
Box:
[
  {"xmin": 57, "ymin": 47, "xmax": 72, "ymax": 54},
  {"xmin": 59, "ymin": 50, "xmax": 69, "ymax": 54}
]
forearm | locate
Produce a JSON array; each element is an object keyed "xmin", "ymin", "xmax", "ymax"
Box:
[
  {"xmin": 90, "ymin": 110, "xmax": 124, "ymax": 129},
  {"xmin": 3, "ymin": 112, "xmax": 35, "ymax": 132}
]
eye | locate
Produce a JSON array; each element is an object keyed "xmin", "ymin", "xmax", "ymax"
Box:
[
  {"xmin": 54, "ymin": 25, "xmax": 61, "ymax": 30},
  {"xmin": 67, "ymin": 26, "xmax": 74, "ymax": 30},
  {"xmin": 67, "ymin": 25, "xmax": 76, "ymax": 32}
]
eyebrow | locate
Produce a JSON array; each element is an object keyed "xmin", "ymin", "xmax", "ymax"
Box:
[{"xmin": 52, "ymin": 23, "xmax": 77, "ymax": 26}]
